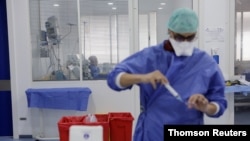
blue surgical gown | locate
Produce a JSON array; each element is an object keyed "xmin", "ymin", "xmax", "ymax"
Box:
[{"xmin": 107, "ymin": 41, "xmax": 227, "ymax": 141}]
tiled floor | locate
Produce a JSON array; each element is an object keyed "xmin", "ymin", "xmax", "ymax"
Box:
[
  {"xmin": 1, "ymin": 108, "xmax": 250, "ymax": 141},
  {"xmin": 0, "ymin": 137, "xmax": 58, "ymax": 141},
  {"xmin": 0, "ymin": 137, "xmax": 32, "ymax": 141}
]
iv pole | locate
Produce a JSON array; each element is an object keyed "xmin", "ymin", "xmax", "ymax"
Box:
[{"xmin": 83, "ymin": 21, "xmax": 87, "ymax": 57}]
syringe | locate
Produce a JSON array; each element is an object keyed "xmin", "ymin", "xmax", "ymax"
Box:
[{"xmin": 164, "ymin": 83, "xmax": 184, "ymax": 102}]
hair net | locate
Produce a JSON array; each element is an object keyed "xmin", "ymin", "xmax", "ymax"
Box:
[
  {"xmin": 167, "ymin": 8, "xmax": 198, "ymax": 33},
  {"xmin": 89, "ymin": 55, "xmax": 98, "ymax": 66}
]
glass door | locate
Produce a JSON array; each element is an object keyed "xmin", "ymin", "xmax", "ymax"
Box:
[{"xmin": 234, "ymin": 0, "xmax": 250, "ymax": 124}]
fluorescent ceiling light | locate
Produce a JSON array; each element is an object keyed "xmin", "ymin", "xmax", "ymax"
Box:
[
  {"xmin": 112, "ymin": 7, "xmax": 117, "ymax": 10},
  {"xmin": 158, "ymin": 7, "xmax": 163, "ymax": 10},
  {"xmin": 160, "ymin": 3, "xmax": 166, "ymax": 5},
  {"xmin": 53, "ymin": 3, "xmax": 60, "ymax": 7},
  {"xmin": 108, "ymin": 2, "xmax": 114, "ymax": 5}
]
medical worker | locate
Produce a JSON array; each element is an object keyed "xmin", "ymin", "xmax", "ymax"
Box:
[
  {"xmin": 107, "ymin": 8, "xmax": 227, "ymax": 141},
  {"xmin": 88, "ymin": 55, "xmax": 100, "ymax": 78}
]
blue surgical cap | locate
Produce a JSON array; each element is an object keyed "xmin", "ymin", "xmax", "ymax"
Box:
[{"xmin": 167, "ymin": 8, "xmax": 198, "ymax": 33}]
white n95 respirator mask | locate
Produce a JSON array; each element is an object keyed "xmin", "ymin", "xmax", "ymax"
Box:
[{"xmin": 169, "ymin": 38, "xmax": 195, "ymax": 56}]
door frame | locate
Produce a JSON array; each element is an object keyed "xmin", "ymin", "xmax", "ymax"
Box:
[{"xmin": 6, "ymin": 0, "xmax": 19, "ymax": 139}]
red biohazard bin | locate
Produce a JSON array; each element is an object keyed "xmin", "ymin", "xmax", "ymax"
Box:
[
  {"xmin": 57, "ymin": 114, "xmax": 109, "ymax": 141},
  {"xmin": 108, "ymin": 112, "xmax": 134, "ymax": 141}
]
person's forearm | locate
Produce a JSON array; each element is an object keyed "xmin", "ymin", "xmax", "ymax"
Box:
[
  {"xmin": 120, "ymin": 73, "xmax": 144, "ymax": 88},
  {"xmin": 204, "ymin": 103, "xmax": 218, "ymax": 116}
]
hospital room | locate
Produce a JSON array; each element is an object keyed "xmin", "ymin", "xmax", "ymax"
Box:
[{"xmin": 1, "ymin": 0, "xmax": 250, "ymax": 140}]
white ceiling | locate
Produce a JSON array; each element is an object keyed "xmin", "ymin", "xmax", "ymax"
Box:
[
  {"xmin": 38, "ymin": 0, "xmax": 184, "ymax": 15},
  {"xmin": 36, "ymin": 0, "xmax": 193, "ymax": 28},
  {"xmin": 79, "ymin": 0, "xmax": 173, "ymax": 15},
  {"xmin": 38, "ymin": 0, "xmax": 250, "ymax": 14}
]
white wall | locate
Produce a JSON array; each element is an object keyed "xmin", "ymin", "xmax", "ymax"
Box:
[
  {"xmin": 198, "ymin": 0, "xmax": 231, "ymax": 79},
  {"xmin": 7, "ymin": 0, "xmax": 139, "ymax": 139},
  {"xmin": 197, "ymin": 0, "xmax": 234, "ymax": 124},
  {"xmin": 7, "ymin": 0, "xmax": 234, "ymax": 139}
]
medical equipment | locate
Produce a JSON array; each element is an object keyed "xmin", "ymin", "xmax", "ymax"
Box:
[
  {"xmin": 66, "ymin": 54, "xmax": 93, "ymax": 80},
  {"xmin": 40, "ymin": 30, "xmax": 48, "ymax": 46},
  {"xmin": 44, "ymin": 16, "xmax": 78, "ymax": 80},
  {"xmin": 164, "ymin": 83, "xmax": 184, "ymax": 102},
  {"xmin": 45, "ymin": 16, "xmax": 60, "ymax": 41}
]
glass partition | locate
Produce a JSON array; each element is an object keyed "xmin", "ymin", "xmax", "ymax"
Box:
[
  {"xmin": 138, "ymin": 0, "xmax": 193, "ymax": 49},
  {"xmin": 29, "ymin": 0, "xmax": 130, "ymax": 81},
  {"xmin": 30, "ymin": 0, "xmax": 79, "ymax": 81},
  {"xmin": 234, "ymin": 0, "xmax": 250, "ymax": 124},
  {"xmin": 235, "ymin": 3, "xmax": 250, "ymax": 77},
  {"xmin": 79, "ymin": 0, "xmax": 129, "ymax": 80},
  {"xmin": 29, "ymin": 0, "xmax": 193, "ymax": 81}
]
